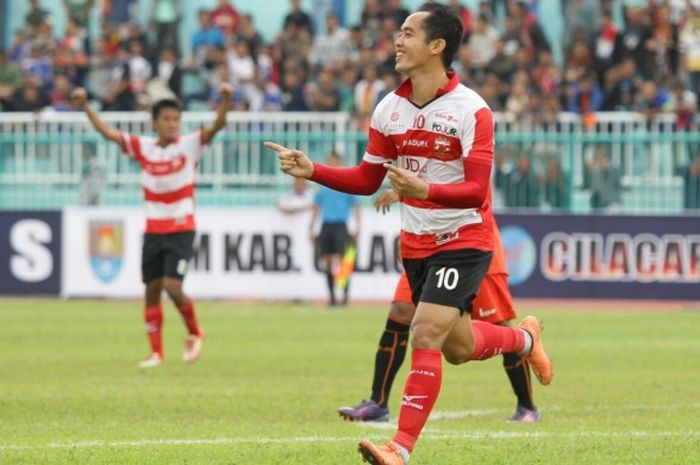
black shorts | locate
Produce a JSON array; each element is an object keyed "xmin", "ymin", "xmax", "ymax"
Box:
[
  {"xmin": 318, "ymin": 222, "xmax": 349, "ymax": 255},
  {"xmin": 141, "ymin": 231, "xmax": 195, "ymax": 284},
  {"xmin": 403, "ymin": 249, "xmax": 493, "ymax": 313}
]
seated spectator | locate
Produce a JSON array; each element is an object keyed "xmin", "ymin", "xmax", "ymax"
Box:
[
  {"xmin": 283, "ymin": 0, "xmax": 314, "ymax": 37},
  {"xmin": 86, "ymin": 38, "xmax": 114, "ymax": 105},
  {"xmin": 634, "ymin": 80, "xmax": 670, "ymax": 120},
  {"xmin": 211, "ymin": 0, "xmax": 241, "ymax": 36},
  {"xmin": 127, "ymin": 40, "xmax": 152, "ymax": 97},
  {"xmin": 9, "ymin": 30, "xmax": 32, "ymax": 64},
  {"xmin": 102, "ymin": 43, "xmax": 134, "ymax": 111},
  {"xmin": 190, "ymin": 9, "xmax": 225, "ymax": 68},
  {"xmin": 49, "ymin": 74, "xmax": 76, "ymax": 111},
  {"xmin": 467, "ymin": 14, "xmax": 499, "ymax": 69},
  {"xmin": 354, "ymin": 65, "xmax": 384, "ymax": 125},
  {"xmin": 227, "ymin": 38, "xmax": 255, "ymax": 89},
  {"xmin": 236, "ymin": 14, "xmax": 264, "ymax": 61},
  {"xmin": 157, "ymin": 48, "xmax": 182, "ymax": 98},
  {"xmin": 309, "ymin": 12, "xmax": 351, "ymax": 69},
  {"xmin": 21, "ymin": 42, "xmax": 54, "ymax": 91},
  {"xmin": 566, "ymin": 73, "xmax": 604, "ymax": 114},
  {"xmin": 308, "ymin": 67, "xmax": 340, "ymax": 112},
  {"xmin": 281, "ymin": 69, "xmax": 309, "ymax": 111},
  {"xmin": 0, "ymin": 49, "xmax": 22, "ymax": 108},
  {"xmin": 8, "ymin": 75, "xmax": 49, "ymax": 112},
  {"xmin": 584, "ymin": 146, "xmax": 622, "ymax": 211},
  {"xmin": 603, "ymin": 58, "xmax": 640, "ymax": 111}
]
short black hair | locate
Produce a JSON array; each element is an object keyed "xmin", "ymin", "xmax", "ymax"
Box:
[
  {"xmin": 416, "ymin": 2, "xmax": 464, "ymax": 69},
  {"xmin": 152, "ymin": 99, "xmax": 181, "ymax": 120}
]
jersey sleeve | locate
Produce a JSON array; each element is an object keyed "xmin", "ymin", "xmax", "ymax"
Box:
[
  {"xmin": 182, "ymin": 131, "xmax": 207, "ymax": 163},
  {"xmin": 363, "ymin": 99, "xmax": 397, "ymax": 164},
  {"xmin": 120, "ymin": 133, "xmax": 143, "ymax": 161}
]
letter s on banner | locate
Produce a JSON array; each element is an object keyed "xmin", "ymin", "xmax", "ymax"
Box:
[{"xmin": 10, "ymin": 220, "xmax": 53, "ymax": 282}]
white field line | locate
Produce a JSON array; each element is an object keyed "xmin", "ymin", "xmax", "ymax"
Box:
[{"xmin": 1, "ymin": 431, "xmax": 698, "ymax": 452}]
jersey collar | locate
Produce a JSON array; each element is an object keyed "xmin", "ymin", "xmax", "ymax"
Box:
[{"xmin": 394, "ymin": 70, "xmax": 459, "ymax": 100}]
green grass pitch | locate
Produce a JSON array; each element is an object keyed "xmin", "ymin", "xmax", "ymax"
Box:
[{"xmin": 0, "ymin": 298, "xmax": 698, "ymax": 464}]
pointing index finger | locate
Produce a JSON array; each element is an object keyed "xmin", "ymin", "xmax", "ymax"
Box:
[
  {"xmin": 383, "ymin": 162, "xmax": 401, "ymax": 173},
  {"xmin": 264, "ymin": 141, "xmax": 289, "ymax": 153}
]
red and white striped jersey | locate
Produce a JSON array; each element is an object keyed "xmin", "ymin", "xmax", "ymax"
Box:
[
  {"xmin": 365, "ymin": 72, "xmax": 495, "ymax": 259},
  {"xmin": 121, "ymin": 131, "xmax": 206, "ymax": 234}
]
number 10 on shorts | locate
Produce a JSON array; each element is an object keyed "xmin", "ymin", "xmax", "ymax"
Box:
[{"xmin": 435, "ymin": 267, "xmax": 459, "ymax": 290}]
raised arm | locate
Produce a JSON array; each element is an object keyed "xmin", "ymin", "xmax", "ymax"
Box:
[
  {"xmin": 201, "ymin": 83, "xmax": 233, "ymax": 145},
  {"xmin": 71, "ymin": 88, "xmax": 122, "ymax": 147}
]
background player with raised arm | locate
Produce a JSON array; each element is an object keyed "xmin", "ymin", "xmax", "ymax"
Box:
[
  {"xmin": 265, "ymin": 4, "xmax": 552, "ymax": 464},
  {"xmin": 71, "ymin": 83, "xmax": 233, "ymax": 368},
  {"xmin": 338, "ymin": 190, "xmax": 540, "ymax": 424}
]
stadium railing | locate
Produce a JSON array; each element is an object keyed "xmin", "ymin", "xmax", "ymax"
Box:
[{"xmin": 0, "ymin": 111, "xmax": 699, "ymax": 214}]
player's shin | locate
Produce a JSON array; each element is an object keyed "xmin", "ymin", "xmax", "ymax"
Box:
[
  {"xmin": 144, "ymin": 305, "xmax": 164, "ymax": 356},
  {"xmin": 469, "ymin": 320, "xmax": 527, "ymax": 361}
]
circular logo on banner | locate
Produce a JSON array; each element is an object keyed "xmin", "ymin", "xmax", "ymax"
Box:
[{"xmin": 501, "ymin": 226, "xmax": 536, "ymax": 286}]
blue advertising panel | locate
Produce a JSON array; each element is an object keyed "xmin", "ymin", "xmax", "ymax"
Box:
[
  {"xmin": 498, "ymin": 214, "xmax": 700, "ymax": 300},
  {"xmin": 0, "ymin": 211, "xmax": 62, "ymax": 294}
]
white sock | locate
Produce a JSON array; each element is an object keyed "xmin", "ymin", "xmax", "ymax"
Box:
[
  {"xmin": 393, "ymin": 442, "xmax": 410, "ymax": 464},
  {"xmin": 519, "ymin": 329, "xmax": 533, "ymax": 355}
]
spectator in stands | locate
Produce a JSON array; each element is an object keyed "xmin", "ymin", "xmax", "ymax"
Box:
[
  {"xmin": 128, "ymin": 40, "xmax": 152, "ymax": 103},
  {"xmin": 283, "ymin": 0, "xmax": 314, "ymax": 38},
  {"xmin": 0, "ymin": 49, "xmax": 22, "ymax": 109},
  {"xmin": 102, "ymin": 43, "xmax": 134, "ymax": 111},
  {"xmin": 604, "ymin": 58, "xmax": 640, "ymax": 111},
  {"xmin": 647, "ymin": 4, "xmax": 678, "ymax": 85},
  {"xmin": 448, "ymin": 0, "xmax": 473, "ymax": 41},
  {"xmin": 49, "ymin": 73, "xmax": 76, "ymax": 111},
  {"xmin": 593, "ymin": 9, "xmax": 619, "ymax": 83},
  {"xmin": 279, "ymin": 21, "xmax": 312, "ymax": 66},
  {"xmin": 211, "ymin": 0, "xmax": 241, "ymax": 36},
  {"xmin": 669, "ymin": 78, "xmax": 697, "ymax": 129},
  {"xmin": 150, "ymin": 0, "xmax": 181, "ymax": 55},
  {"xmin": 157, "ymin": 47, "xmax": 182, "ymax": 98},
  {"xmin": 504, "ymin": 153, "xmax": 540, "ymax": 208},
  {"xmin": 227, "ymin": 38, "xmax": 255, "ymax": 90},
  {"xmin": 337, "ymin": 66, "xmax": 358, "ymax": 113},
  {"xmin": 309, "ymin": 67, "xmax": 340, "ymax": 112},
  {"xmin": 87, "ymin": 38, "xmax": 113, "ymax": 105},
  {"xmin": 236, "ymin": 14, "xmax": 263, "ymax": 62},
  {"xmin": 9, "ymin": 30, "xmax": 32, "ymax": 64},
  {"xmin": 468, "ymin": 14, "xmax": 500, "ymax": 70},
  {"xmin": 486, "ymin": 40, "xmax": 515, "ymax": 82},
  {"xmin": 542, "ymin": 159, "xmax": 568, "ymax": 209},
  {"xmin": 634, "ymin": 80, "xmax": 669, "ymax": 120},
  {"xmin": 360, "ymin": 0, "xmax": 384, "ymax": 47},
  {"xmin": 679, "ymin": 6, "xmax": 700, "ymax": 97},
  {"xmin": 309, "ymin": 12, "xmax": 351, "ymax": 69},
  {"xmin": 7, "ymin": 75, "xmax": 49, "ymax": 112},
  {"xmin": 566, "ymin": 72, "xmax": 604, "ymax": 114},
  {"xmin": 563, "ymin": 0, "xmax": 600, "ymax": 48},
  {"xmin": 277, "ymin": 178, "xmax": 315, "ymax": 214},
  {"xmin": 584, "ymin": 146, "xmax": 622, "ymax": 211},
  {"xmin": 248, "ymin": 70, "xmax": 282, "ymax": 112},
  {"xmin": 281, "ymin": 68, "xmax": 309, "ymax": 111},
  {"xmin": 513, "ymin": 0, "xmax": 551, "ymax": 55},
  {"xmin": 354, "ymin": 65, "xmax": 384, "ymax": 126},
  {"xmin": 25, "ymin": 0, "xmax": 49, "ymax": 32},
  {"xmin": 613, "ymin": 6, "xmax": 653, "ymax": 79},
  {"xmin": 505, "ymin": 81, "xmax": 530, "ymax": 121},
  {"xmin": 190, "ymin": 10, "xmax": 225, "ymax": 68},
  {"xmin": 385, "ymin": 0, "xmax": 410, "ymax": 32},
  {"xmin": 678, "ymin": 153, "xmax": 700, "ymax": 209},
  {"xmin": 21, "ymin": 42, "xmax": 53, "ymax": 91},
  {"xmin": 103, "ymin": 0, "xmax": 136, "ymax": 24},
  {"xmin": 64, "ymin": 0, "xmax": 95, "ymax": 31}
]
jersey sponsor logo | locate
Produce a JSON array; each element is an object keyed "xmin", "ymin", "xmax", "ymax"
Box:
[
  {"xmin": 141, "ymin": 155, "xmax": 187, "ymax": 176},
  {"xmin": 436, "ymin": 231, "xmax": 459, "ymax": 245},
  {"xmin": 403, "ymin": 139, "xmax": 429, "ymax": 149},
  {"xmin": 434, "ymin": 112, "xmax": 458, "ymax": 123},
  {"xmin": 400, "ymin": 158, "xmax": 427, "ymax": 174},
  {"xmin": 432, "ymin": 122, "xmax": 457, "ymax": 137},
  {"xmin": 478, "ymin": 308, "xmax": 497, "ymax": 318},
  {"xmin": 434, "ymin": 137, "xmax": 452, "ymax": 153},
  {"xmin": 89, "ymin": 220, "xmax": 124, "ymax": 283}
]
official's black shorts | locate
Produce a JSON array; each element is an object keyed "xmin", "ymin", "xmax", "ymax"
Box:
[
  {"xmin": 141, "ymin": 231, "xmax": 195, "ymax": 284},
  {"xmin": 403, "ymin": 248, "xmax": 493, "ymax": 313},
  {"xmin": 318, "ymin": 222, "xmax": 349, "ymax": 255}
]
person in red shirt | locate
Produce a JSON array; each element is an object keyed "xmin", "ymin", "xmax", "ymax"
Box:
[
  {"xmin": 210, "ymin": 0, "xmax": 241, "ymax": 36},
  {"xmin": 71, "ymin": 83, "xmax": 233, "ymax": 368},
  {"xmin": 265, "ymin": 3, "xmax": 553, "ymax": 464},
  {"xmin": 338, "ymin": 190, "xmax": 540, "ymax": 424}
]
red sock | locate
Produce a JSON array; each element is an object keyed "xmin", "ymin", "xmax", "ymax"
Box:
[
  {"xmin": 176, "ymin": 299, "xmax": 202, "ymax": 336},
  {"xmin": 393, "ymin": 349, "xmax": 442, "ymax": 452},
  {"xmin": 144, "ymin": 305, "xmax": 163, "ymax": 357},
  {"xmin": 470, "ymin": 320, "xmax": 526, "ymax": 361}
]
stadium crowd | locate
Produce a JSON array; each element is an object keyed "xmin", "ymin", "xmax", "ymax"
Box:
[{"xmin": 0, "ymin": 0, "xmax": 699, "ymax": 210}]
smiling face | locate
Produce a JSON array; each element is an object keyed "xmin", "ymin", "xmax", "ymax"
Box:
[{"xmin": 394, "ymin": 12, "xmax": 445, "ymax": 75}]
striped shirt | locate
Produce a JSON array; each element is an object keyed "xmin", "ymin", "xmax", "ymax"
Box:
[
  {"xmin": 121, "ymin": 131, "xmax": 206, "ymax": 234},
  {"xmin": 364, "ymin": 72, "xmax": 495, "ymax": 258}
]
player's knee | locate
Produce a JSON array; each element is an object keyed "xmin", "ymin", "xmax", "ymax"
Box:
[
  {"xmin": 443, "ymin": 341, "xmax": 475, "ymax": 365},
  {"xmin": 410, "ymin": 321, "xmax": 446, "ymax": 350},
  {"xmin": 389, "ymin": 301, "xmax": 414, "ymax": 325},
  {"xmin": 162, "ymin": 279, "xmax": 183, "ymax": 299}
]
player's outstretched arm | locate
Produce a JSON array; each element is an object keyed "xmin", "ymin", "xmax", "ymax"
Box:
[
  {"xmin": 201, "ymin": 83, "xmax": 233, "ymax": 145},
  {"xmin": 264, "ymin": 142, "xmax": 387, "ymax": 195},
  {"xmin": 71, "ymin": 88, "xmax": 122, "ymax": 147}
]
